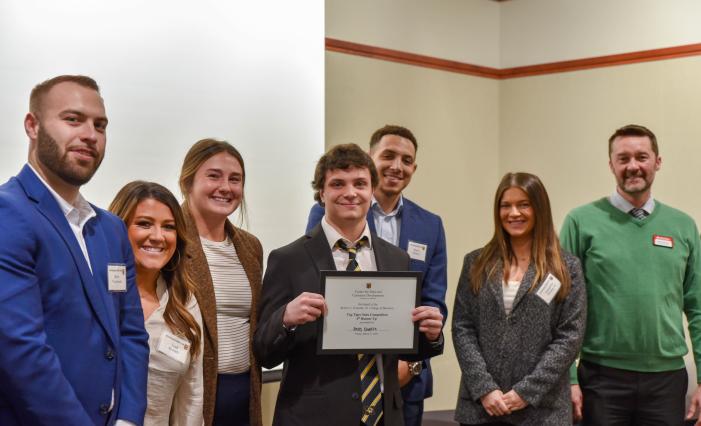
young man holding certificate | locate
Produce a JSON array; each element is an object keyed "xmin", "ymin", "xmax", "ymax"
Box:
[
  {"xmin": 305, "ymin": 125, "xmax": 448, "ymax": 426},
  {"xmin": 254, "ymin": 144, "xmax": 444, "ymax": 426}
]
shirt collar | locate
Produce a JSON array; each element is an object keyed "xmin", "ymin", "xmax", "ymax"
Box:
[
  {"xmin": 28, "ymin": 163, "xmax": 96, "ymax": 226},
  {"xmin": 609, "ymin": 189, "xmax": 655, "ymax": 214},
  {"xmin": 371, "ymin": 195, "xmax": 404, "ymax": 218},
  {"xmin": 321, "ymin": 216, "xmax": 373, "ymax": 251}
]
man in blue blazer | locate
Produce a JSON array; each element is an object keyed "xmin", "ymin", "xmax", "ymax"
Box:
[
  {"xmin": 0, "ymin": 75, "xmax": 149, "ymax": 425},
  {"xmin": 306, "ymin": 125, "xmax": 448, "ymax": 426}
]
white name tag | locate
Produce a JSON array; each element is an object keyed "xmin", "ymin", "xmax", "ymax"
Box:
[
  {"xmin": 107, "ymin": 263, "xmax": 127, "ymax": 292},
  {"xmin": 535, "ymin": 273, "xmax": 561, "ymax": 305},
  {"xmin": 407, "ymin": 240, "xmax": 427, "ymax": 262},
  {"xmin": 653, "ymin": 234, "xmax": 674, "ymax": 248},
  {"xmin": 157, "ymin": 331, "xmax": 190, "ymax": 364}
]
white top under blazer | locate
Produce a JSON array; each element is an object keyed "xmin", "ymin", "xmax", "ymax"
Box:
[{"xmin": 144, "ymin": 277, "xmax": 204, "ymax": 426}]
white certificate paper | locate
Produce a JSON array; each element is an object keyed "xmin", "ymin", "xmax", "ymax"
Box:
[{"xmin": 318, "ymin": 271, "xmax": 421, "ymax": 354}]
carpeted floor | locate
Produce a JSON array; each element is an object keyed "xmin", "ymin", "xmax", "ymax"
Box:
[{"xmin": 423, "ymin": 410, "xmax": 458, "ymax": 425}]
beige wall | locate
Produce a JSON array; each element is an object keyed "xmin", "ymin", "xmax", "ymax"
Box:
[
  {"xmin": 500, "ymin": 55, "xmax": 701, "ymax": 227},
  {"xmin": 327, "ymin": 0, "xmax": 701, "ymax": 69},
  {"xmin": 262, "ymin": 383, "xmax": 278, "ymax": 425},
  {"xmin": 326, "ymin": 0, "xmax": 501, "ymax": 67},
  {"xmin": 500, "ymin": 0, "xmax": 701, "ymax": 67}
]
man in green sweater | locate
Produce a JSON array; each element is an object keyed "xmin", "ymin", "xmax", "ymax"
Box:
[{"xmin": 560, "ymin": 124, "xmax": 701, "ymax": 426}]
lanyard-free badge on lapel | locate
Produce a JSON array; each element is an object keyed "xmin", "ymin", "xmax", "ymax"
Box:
[
  {"xmin": 157, "ymin": 331, "xmax": 190, "ymax": 364},
  {"xmin": 107, "ymin": 263, "xmax": 127, "ymax": 292},
  {"xmin": 536, "ymin": 273, "xmax": 561, "ymax": 305},
  {"xmin": 652, "ymin": 234, "xmax": 674, "ymax": 248},
  {"xmin": 407, "ymin": 240, "xmax": 427, "ymax": 262}
]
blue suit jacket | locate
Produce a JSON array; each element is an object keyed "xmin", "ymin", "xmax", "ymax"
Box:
[
  {"xmin": 0, "ymin": 165, "xmax": 149, "ymax": 425},
  {"xmin": 305, "ymin": 198, "xmax": 448, "ymax": 401}
]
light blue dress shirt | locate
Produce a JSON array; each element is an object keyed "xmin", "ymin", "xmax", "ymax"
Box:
[
  {"xmin": 609, "ymin": 189, "xmax": 655, "ymax": 215},
  {"xmin": 371, "ymin": 196, "xmax": 404, "ymax": 246}
]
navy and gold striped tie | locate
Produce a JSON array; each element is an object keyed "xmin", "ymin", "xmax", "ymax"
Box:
[
  {"xmin": 335, "ymin": 237, "xmax": 383, "ymax": 425},
  {"xmin": 335, "ymin": 237, "xmax": 368, "ymax": 272}
]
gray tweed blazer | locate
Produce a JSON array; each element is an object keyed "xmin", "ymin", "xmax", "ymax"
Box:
[{"xmin": 452, "ymin": 249, "xmax": 586, "ymax": 426}]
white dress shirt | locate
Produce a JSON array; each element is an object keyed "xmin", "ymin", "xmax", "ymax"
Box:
[
  {"xmin": 28, "ymin": 164, "xmax": 96, "ymax": 271},
  {"xmin": 321, "ymin": 216, "xmax": 377, "ymax": 272},
  {"xmin": 144, "ymin": 276, "xmax": 204, "ymax": 426},
  {"xmin": 320, "ymin": 217, "xmax": 385, "ymax": 391}
]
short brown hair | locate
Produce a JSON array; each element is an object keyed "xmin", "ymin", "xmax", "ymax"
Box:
[
  {"xmin": 30, "ymin": 75, "xmax": 100, "ymax": 115},
  {"xmin": 608, "ymin": 124, "xmax": 658, "ymax": 156},
  {"xmin": 369, "ymin": 125, "xmax": 418, "ymax": 152},
  {"xmin": 312, "ymin": 143, "xmax": 378, "ymax": 203}
]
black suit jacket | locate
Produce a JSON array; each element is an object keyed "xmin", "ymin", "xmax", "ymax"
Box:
[{"xmin": 254, "ymin": 224, "xmax": 444, "ymax": 426}]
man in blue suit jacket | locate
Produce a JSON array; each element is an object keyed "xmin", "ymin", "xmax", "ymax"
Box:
[
  {"xmin": 0, "ymin": 75, "xmax": 149, "ymax": 425},
  {"xmin": 306, "ymin": 125, "xmax": 448, "ymax": 426}
]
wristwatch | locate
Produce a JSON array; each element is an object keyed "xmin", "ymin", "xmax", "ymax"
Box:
[{"xmin": 407, "ymin": 361, "xmax": 422, "ymax": 377}]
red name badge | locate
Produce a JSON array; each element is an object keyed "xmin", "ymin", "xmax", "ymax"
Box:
[{"xmin": 652, "ymin": 235, "xmax": 674, "ymax": 248}]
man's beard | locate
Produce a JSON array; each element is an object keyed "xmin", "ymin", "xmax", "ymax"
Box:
[
  {"xmin": 36, "ymin": 126, "xmax": 103, "ymax": 186},
  {"xmin": 620, "ymin": 172, "xmax": 650, "ymax": 195}
]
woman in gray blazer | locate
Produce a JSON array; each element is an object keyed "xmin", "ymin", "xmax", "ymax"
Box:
[{"xmin": 452, "ymin": 172, "xmax": 586, "ymax": 426}]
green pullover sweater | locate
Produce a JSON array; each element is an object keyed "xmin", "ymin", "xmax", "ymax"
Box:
[{"xmin": 560, "ymin": 198, "xmax": 701, "ymax": 383}]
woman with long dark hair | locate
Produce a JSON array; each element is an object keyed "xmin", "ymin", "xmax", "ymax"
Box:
[
  {"xmin": 452, "ymin": 172, "xmax": 586, "ymax": 426},
  {"xmin": 110, "ymin": 181, "xmax": 203, "ymax": 426}
]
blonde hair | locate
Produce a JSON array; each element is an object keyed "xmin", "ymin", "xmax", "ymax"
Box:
[{"xmin": 179, "ymin": 138, "xmax": 247, "ymax": 226}]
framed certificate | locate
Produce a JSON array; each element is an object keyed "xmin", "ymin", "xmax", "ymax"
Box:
[{"xmin": 317, "ymin": 270, "xmax": 422, "ymax": 354}]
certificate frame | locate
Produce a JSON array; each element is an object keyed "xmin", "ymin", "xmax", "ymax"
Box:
[{"xmin": 317, "ymin": 270, "xmax": 422, "ymax": 355}]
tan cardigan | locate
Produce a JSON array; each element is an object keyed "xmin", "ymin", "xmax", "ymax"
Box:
[{"xmin": 183, "ymin": 208, "xmax": 263, "ymax": 426}]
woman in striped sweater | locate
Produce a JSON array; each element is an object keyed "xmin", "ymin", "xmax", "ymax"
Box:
[{"xmin": 179, "ymin": 139, "xmax": 263, "ymax": 426}]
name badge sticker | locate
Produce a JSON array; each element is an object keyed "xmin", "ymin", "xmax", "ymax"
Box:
[
  {"xmin": 535, "ymin": 273, "xmax": 561, "ymax": 305},
  {"xmin": 407, "ymin": 241, "xmax": 428, "ymax": 262},
  {"xmin": 653, "ymin": 235, "xmax": 674, "ymax": 248},
  {"xmin": 157, "ymin": 331, "xmax": 190, "ymax": 364},
  {"xmin": 107, "ymin": 263, "xmax": 127, "ymax": 292}
]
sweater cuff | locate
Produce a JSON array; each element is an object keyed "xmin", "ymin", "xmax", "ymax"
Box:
[
  {"xmin": 468, "ymin": 379, "xmax": 500, "ymax": 403},
  {"xmin": 570, "ymin": 362, "xmax": 579, "ymax": 385}
]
